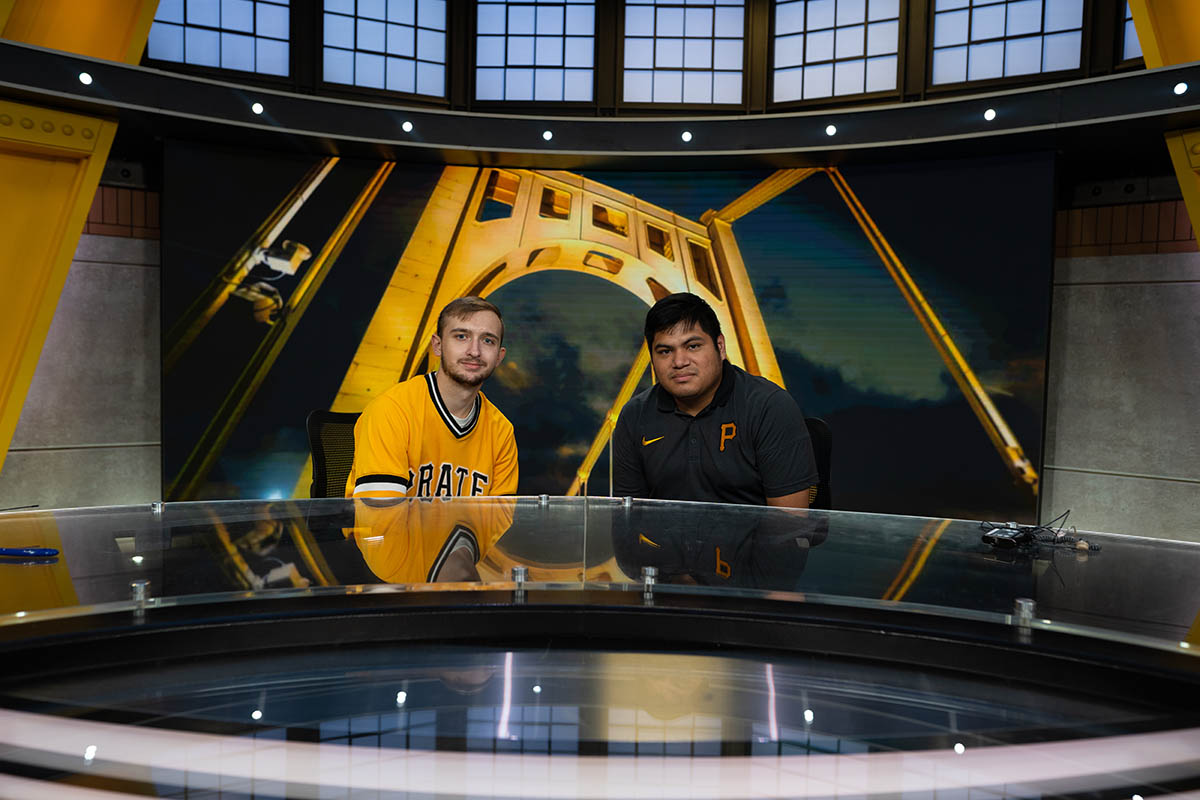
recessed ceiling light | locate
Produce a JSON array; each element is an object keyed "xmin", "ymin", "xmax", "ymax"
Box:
[
  {"xmin": 983, "ymin": 108, "xmax": 997, "ymax": 121},
  {"xmin": 954, "ymin": 742, "xmax": 965, "ymax": 755},
  {"xmin": 1175, "ymin": 82, "xmax": 1188, "ymax": 95},
  {"xmin": 251, "ymin": 709, "xmax": 263, "ymax": 720},
  {"xmin": 131, "ymin": 555, "xmax": 144, "ymax": 565},
  {"xmin": 533, "ymin": 684, "xmax": 542, "ymax": 694},
  {"xmin": 78, "ymin": 72, "xmax": 93, "ymax": 85},
  {"xmin": 681, "ymin": 130, "xmax": 692, "ymax": 142},
  {"xmin": 402, "ymin": 120, "xmax": 413, "ymax": 132},
  {"xmin": 542, "ymin": 130, "xmax": 553, "ymax": 141},
  {"xmin": 251, "ymin": 102, "xmax": 264, "ymax": 115},
  {"xmin": 825, "ymin": 124, "xmax": 837, "ymax": 136},
  {"xmin": 396, "ymin": 691, "xmax": 407, "ymax": 705}
]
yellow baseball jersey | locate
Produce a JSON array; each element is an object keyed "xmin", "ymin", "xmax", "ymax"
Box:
[
  {"xmin": 346, "ymin": 372, "xmax": 518, "ymax": 499},
  {"xmin": 351, "ymin": 497, "xmax": 516, "ymax": 584}
]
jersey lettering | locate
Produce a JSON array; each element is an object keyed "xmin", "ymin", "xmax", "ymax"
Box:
[
  {"xmin": 435, "ymin": 463, "xmax": 453, "ymax": 497},
  {"xmin": 455, "ymin": 466, "xmax": 470, "ymax": 495},
  {"xmin": 715, "ymin": 546, "xmax": 731, "ymax": 579},
  {"xmin": 720, "ymin": 423, "xmax": 737, "ymax": 452},
  {"xmin": 417, "ymin": 463, "xmax": 434, "ymax": 496},
  {"xmin": 471, "ymin": 471, "xmax": 489, "ymax": 496}
]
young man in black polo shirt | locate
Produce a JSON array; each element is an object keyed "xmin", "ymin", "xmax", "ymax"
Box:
[{"xmin": 612, "ymin": 292, "xmax": 818, "ymax": 507}]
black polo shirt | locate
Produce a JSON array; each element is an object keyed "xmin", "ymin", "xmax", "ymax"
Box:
[{"xmin": 612, "ymin": 361, "xmax": 818, "ymax": 505}]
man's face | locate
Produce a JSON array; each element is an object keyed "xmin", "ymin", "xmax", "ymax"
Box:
[
  {"xmin": 432, "ymin": 311, "xmax": 505, "ymax": 388},
  {"xmin": 650, "ymin": 322, "xmax": 726, "ymax": 405}
]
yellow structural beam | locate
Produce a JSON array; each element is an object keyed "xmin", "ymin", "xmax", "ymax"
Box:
[
  {"xmin": 1127, "ymin": 0, "xmax": 1200, "ymax": 250},
  {"xmin": 0, "ymin": 100, "xmax": 116, "ymax": 477},
  {"xmin": 1, "ymin": 0, "xmax": 157, "ymax": 64},
  {"xmin": 568, "ymin": 343, "xmax": 651, "ymax": 496},
  {"xmin": 0, "ymin": 0, "xmax": 157, "ymax": 482}
]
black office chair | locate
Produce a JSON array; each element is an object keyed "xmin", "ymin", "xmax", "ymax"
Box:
[
  {"xmin": 804, "ymin": 417, "xmax": 833, "ymax": 510},
  {"xmin": 306, "ymin": 410, "xmax": 361, "ymax": 498}
]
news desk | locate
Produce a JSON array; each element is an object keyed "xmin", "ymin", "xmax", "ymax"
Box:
[{"xmin": 1, "ymin": 497, "xmax": 1198, "ymax": 799}]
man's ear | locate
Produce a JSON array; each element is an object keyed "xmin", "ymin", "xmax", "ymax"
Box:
[
  {"xmin": 497, "ymin": 345, "xmax": 506, "ymax": 364},
  {"xmin": 430, "ymin": 333, "xmax": 442, "ymax": 359},
  {"xmin": 716, "ymin": 334, "xmax": 726, "ymax": 360}
]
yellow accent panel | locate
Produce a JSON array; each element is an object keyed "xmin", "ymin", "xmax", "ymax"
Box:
[
  {"xmin": 2, "ymin": 0, "xmax": 158, "ymax": 64},
  {"xmin": 0, "ymin": 112, "xmax": 116, "ymax": 478},
  {"xmin": 0, "ymin": 99, "xmax": 105, "ymax": 155},
  {"xmin": 0, "ymin": 513, "xmax": 78, "ymax": 614},
  {"xmin": 1165, "ymin": 132, "xmax": 1200, "ymax": 249},
  {"xmin": 0, "ymin": 0, "xmax": 17, "ymax": 32},
  {"xmin": 1126, "ymin": 0, "xmax": 1200, "ymax": 70}
]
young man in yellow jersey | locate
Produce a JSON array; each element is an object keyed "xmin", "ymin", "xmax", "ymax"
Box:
[{"xmin": 346, "ymin": 296, "xmax": 518, "ymax": 500}]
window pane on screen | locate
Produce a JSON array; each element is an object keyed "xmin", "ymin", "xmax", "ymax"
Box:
[
  {"xmin": 565, "ymin": 36, "xmax": 593, "ymax": 67},
  {"xmin": 185, "ymin": 27, "xmax": 220, "ymax": 66},
  {"xmin": 1042, "ymin": 29, "xmax": 1080, "ymax": 71},
  {"xmin": 509, "ymin": 5, "xmax": 535, "ymax": 34},
  {"xmin": 967, "ymin": 40, "xmax": 1003, "ymax": 80},
  {"xmin": 971, "ymin": 4, "xmax": 1005, "ymax": 41},
  {"xmin": 656, "ymin": 38, "xmax": 683, "ymax": 68},
  {"xmin": 156, "ymin": 0, "xmax": 184, "ymax": 23},
  {"xmin": 507, "ymin": 67, "xmax": 534, "ymax": 98},
  {"xmin": 657, "ymin": 7, "xmax": 684, "ymax": 36},
  {"xmin": 324, "ymin": 46, "xmax": 353, "ymax": 83},
  {"xmin": 625, "ymin": 37, "xmax": 653, "ymax": 68},
  {"xmin": 1006, "ymin": 0, "xmax": 1041, "ymax": 37},
  {"xmin": 535, "ymin": 68, "xmax": 564, "ymax": 100},
  {"xmin": 806, "ymin": 0, "xmax": 834, "ymax": 29},
  {"xmin": 387, "ymin": 56, "xmax": 416, "ymax": 91},
  {"xmin": 1004, "ymin": 35, "xmax": 1040, "ymax": 75},
  {"xmin": 188, "ymin": 0, "xmax": 220, "ymax": 27},
  {"xmin": 867, "ymin": 20, "xmax": 898, "ymax": 56},
  {"xmin": 683, "ymin": 71, "xmax": 712, "ymax": 102},
  {"xmin": 416, "ymin": 61, "xmax": 443, "ymax": 94},
  {"xmin": 389, "ymin": 0, "xmax": 416, "ymax": 25},
  {"xmin": 625, "ymin": 70, "xmax": 653, "ymax": 101},
  {"xmin": 256, "ymin": 38, "xmax": 288, "ymax": 74},
  {"xmin": 865, "ymin": 54, "xmax": 896, "ymax": 92},
  {"xmin": 837, "ymin": 0, "xmax": 865, "ymax": 26},
  {"xmin": 478, "ymin": 4, "xmax": 505, "ymax": 33},
  {"xmin": 776, "ymin": 1, "xmax": 804, "ymax": 35},
  {"xmin": 934, "ymin": 10, "xmax": 969, "ymax": 47},
  {"xmin": 536, "ymin": 36, "xmax": 563, "ymax": 65},
  {"xmin": 836, "ymin": 25, "xmax": 864, "ymax": 59},
  {"xmin": 358, "ymin": 19, "xmax": 386, "ymax": 52},
  {"xmin": 566, "ymin": 6, "xmax": 593, "ymax": 35},
  {"xmin": 478, "ymin": 35, "xmax": 505, "ymax": 66},
  {"xmin": 932, "ymin": 45, "xmax": 967, "ymax": 83},
  {"xmin": 868, "ymin": 0, "xmax": 899, "ymax": 21},
  {"xmin": 833, "ymin": 59, "xmax": 865, "ymax": 95},
  {"xmin": 775, "ymin": 33, "xmax": 802, "ymax": 68},
  {"xmin": 653, "ymin": 70, "xmax": 683, "ymax": 102},
  {"xmin": 1123, "ymin": 19, "xmax": 1141, "ymax": 60},
  {"xmin": 418, "ymin": 28, "xmax": 444, "ymax": 61},
  {"xmin": 685, "ymin": 39, "xmax": 712, "ymax": 68},
  {"xmin": 537, "ymin": 6, "xmax": 564, "ymax": 35},
  {"xmin": 509, "ymin": 36, "xmax": 535, "ymax": 65},
  {"xmin": 564, "ymin": 68, "xmax": 592, "ymax": 100},
  {"xmin": 712, "ymin": 70, "xmax": 741, "ymax": 103},
  {"xmin": 148, "ymin": 23, "xmax": 185, "ymax": 61},
  {"xmin": 355, "ymin": 51, "xmax": 385, "ymax": 86},
  {"xmin": 713, "ymin": 38, "xmax": 741, "ymax": 69},
  {"xmin": 418, "ymin": 0, "xmax": 446, "ymax": 30},
  {"xmin": 625, "ymin": 5, "xmax": 653, "ymax": 35},
  {"xmin": 774, "ymin": 65, "xmax": 802, "ymax": 101},
  {"xmin": 388, "ymin": 24, "xmax": 414, "ymax": 57},
  {"xmin": 477, "ymin": 67, "xmax": 504, "ymax": 99},
  {"xmin": 222, "ymin": 0, "xmax": 254, "ymax": 32},
  {"xmin": 325, "ymin": 0, "xmax": 354, "ymax": 12},
  {"xmin": 715, "ymin": 6, "xmax": 742, "ymax": 37},
  {"xmin": 360, "ymin": 0, "xmax": 387, "ymax": 19},
  {"xmin": 221, "ymin": 32, "xmax": 255, "ymax": 70},
  {"xmin": 807, "ymin": 29, "xmax": 833, "ymax": 62},
  {"xmin": 1043, "ymin": 0, "xmax": 1082, "ymax": 32},
  {"xmin": 324, "ymin": 13, "xmax": 354, "ymax": 47},
  {"xmin": 803, "ymin": 62, "xmax": 832, "ymax": 97},
  {"xmin": 685, "ymin": 8, "xmax": 713, "ymax": 36}
]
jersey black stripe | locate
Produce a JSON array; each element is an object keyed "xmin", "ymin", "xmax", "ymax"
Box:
[
  {"xmin": 355, "ymin": 473, "xmax": 412, "ymax": 489},
  {"xmin": 426, "ymin": 525, "xmax": 480, "ymax": 582},
  {"xmin": 425, "ymin": 372, "xmax": 481, "ymax": 439}
]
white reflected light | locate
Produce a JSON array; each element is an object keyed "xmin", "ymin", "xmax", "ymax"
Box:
[
  {"xmin": 954, "ymin": 742, "xmax": 966, "ymax": 755},
  {"xmin": 251, "ymin": 710, "xmax": 263, "ymax": 720},
  {"xmin": 681, "ymin": 131, "xmax": 692, "ymax": 142},
  {"xmin": 497, "ymin": 651, "xmax": 513, "ymax": 738},
  {"xmin": 402, "ymin": 120, "xmax": 413, "ymax": 133},
  {"xmin": 983, "ymin": 108, "xmax": 997, "ymax": 121},
  {"xmin": 1133, "ymin": 795, "xmax": 1145, "ymax": 800},
  {"xmin": 265, "ymin": 490, "xmax": 283, "ymax": 500},
  {"xmin": 825, "ymin": 124, "xmax": 837, "ymax": 136},
  {"xmin": 251, "ymin": 102, "xmax": 264, "ymax": 115},
  {"xmin": 1175, "ymin": 82, "xmax": 1188, "ymax": 95},
  {"xmin": 542, "ymin": 130, "xmax": 553, "ymax": 141},
  {"xmin": 83, "ymin": 745, "xmax": 97, "ymax": 762},
  {"xmin": 765, "ymin": 664, "xmax": 778, "ymax": 741},
  {"xmin": 396, "ymin": 691, "xmax": 407, "ymax": 705},
  {"xmin": 1182, "ymin": 641, "xmax": 1192, "ymax": 649},
  {"xmin": 532, "ymin": 684, "xmax": 542, "ymax": 694},
  {"xmin": 131, "ymin": 555, "xmax": 144, "ymax": 565},
  {"xmin": 803, "ymin": 708, "xmax": 814, "ymax": 724},
  {"xmin": 78, "ymin": 72, "xmax": 93, "ymax": 86},
  {"xmin": 16, "ymin": 611, "xmax": 26, "ymax": 618}
]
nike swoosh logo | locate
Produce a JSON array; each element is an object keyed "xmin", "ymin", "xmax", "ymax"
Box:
[{"xmin": 642, "ymin": 436, "xmax": 664, "ymax": 446}]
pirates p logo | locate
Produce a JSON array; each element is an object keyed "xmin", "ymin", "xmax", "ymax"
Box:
[{"xmin": 719, "ymin": 423, "xmax": 737, "ymax": 452}]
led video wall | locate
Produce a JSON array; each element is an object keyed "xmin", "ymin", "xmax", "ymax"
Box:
[{"xmin": 162, "ymin": 141, "xmax": 1053, "ymax": 520}]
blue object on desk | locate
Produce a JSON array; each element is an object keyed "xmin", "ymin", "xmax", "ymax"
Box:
[{"xmin": 0, "ymin": 546, "xmax": 59, "ymax": 558}]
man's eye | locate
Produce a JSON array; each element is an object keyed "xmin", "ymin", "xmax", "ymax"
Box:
[{"xmin": 688, "ymin": 343, "xmax": 700, "ymax": 350}]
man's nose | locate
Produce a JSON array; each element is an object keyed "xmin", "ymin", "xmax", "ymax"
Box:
[
  {"xmin": 465, "ymin": 337, "xmax": 481, "ymax": 355},
  {"xmin": 671, "ymin": 349, "xmax": 689, "ymax": 367}
]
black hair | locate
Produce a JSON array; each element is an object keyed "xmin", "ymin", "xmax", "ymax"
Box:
[{"xmin": 643, "ymin": 292, "xmax": 722, "ymax": 348}]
